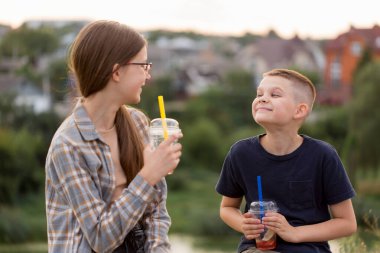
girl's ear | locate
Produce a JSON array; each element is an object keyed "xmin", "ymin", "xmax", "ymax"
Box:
[
  {"xmin": 112, "ymin": 64, "xmax": 121, "ymax": 82},
  {"xmin": 294, "ymin": 103, "xmax": 309, "ymax": 119}
]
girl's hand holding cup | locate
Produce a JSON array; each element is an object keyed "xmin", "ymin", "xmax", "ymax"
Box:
[{"xmin": 140, "ymin": 122, "xmax": 182, "ymax": 185}]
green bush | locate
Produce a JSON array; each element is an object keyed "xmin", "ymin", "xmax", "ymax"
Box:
[
  {"xmin": 0, "ymin": 208, "xmax": 30, "ymax": 243},
  {"xmin": 353, "ymin": 196, "xmax": 380, "ymax": 229},
  {"xmin": 193, "ymin": 209, "xmax": 237, "ymax": 236},
  {"xmin": 166, "ymin": 169, "xmax": 190, "ymax": 191},
  {"xmin": 181, "ymin": 118, "xmax": 225, "ymax": 171},
  {"xmin": 0, "ymin": 128, "xmax": 44, "ymax": 205},
  {"xmin": 301, "ymin": 106, "xmax": 349, "ymax": 152},
  {"xmin": 0, "ymin": 192, "xmax": 47, "ymax": 243}
]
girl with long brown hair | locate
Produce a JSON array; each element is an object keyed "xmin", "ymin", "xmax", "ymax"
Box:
[{"xmin": 45, "ymin": 20, "xmax": 182, "ymax": 253}]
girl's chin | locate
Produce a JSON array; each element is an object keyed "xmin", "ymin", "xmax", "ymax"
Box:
[
  {"xmin": 134, "ymin": 96, "xmax": 141, "ymax": 104},
  {"xmin": 126, "ymin": 96, "xmax": 141, "ymax": 105}
]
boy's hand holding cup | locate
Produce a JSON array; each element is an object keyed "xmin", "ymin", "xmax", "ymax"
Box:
[{"xmin": 249, "ymin": 200, "xmax": 279, "ymax": 251}]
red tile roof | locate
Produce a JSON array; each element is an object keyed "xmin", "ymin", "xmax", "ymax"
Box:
[{"xmin": 326, "ymin": 24, "xmax": 380, "ymax": 52}]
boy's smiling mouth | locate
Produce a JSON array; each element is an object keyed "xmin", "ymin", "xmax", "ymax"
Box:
[{"xmin": 256, "ymin": 107, "xmax": 272, "ymax": 111}]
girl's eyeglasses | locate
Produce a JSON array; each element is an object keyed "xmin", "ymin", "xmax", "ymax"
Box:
[{"xmin": 126, "ymin": 62, "xmax": 152, "ymax": 71}]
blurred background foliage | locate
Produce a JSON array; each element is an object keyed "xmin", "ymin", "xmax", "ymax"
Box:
[{"xmin": 0, "ymin": 25, "xmax": 380, "ymax": 252}]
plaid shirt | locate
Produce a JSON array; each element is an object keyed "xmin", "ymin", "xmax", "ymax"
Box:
[{"xmin": 45, "ymin": 100, "xmax": 171, "ymax": 253}]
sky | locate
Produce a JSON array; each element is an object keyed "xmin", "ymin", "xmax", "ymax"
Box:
[{"xmin": 1, "ymin": 0, "xmax": 379, "ymax": 39}]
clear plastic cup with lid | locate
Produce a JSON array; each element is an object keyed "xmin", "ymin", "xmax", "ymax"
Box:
[
  {"xmin": 149, "ymin": 118, "xmax": 181, "ymax": 148},
  {"xmin": 249, "ymin": 200, "xmax": 279, "ymax": 250}
]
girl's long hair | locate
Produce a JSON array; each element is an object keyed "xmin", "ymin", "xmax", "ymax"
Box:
[{"xmin": 68, "ymin": 20, "xmax": 146, "ymax": 185}]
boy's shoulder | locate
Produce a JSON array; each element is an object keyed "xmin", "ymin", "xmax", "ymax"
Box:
[
  {"xmin": 303, "ymin": 134, "xmax": 333, "ymax": 147},
  {"xmin": 302, "ymin": 135, "xmax": 337, "ymax": 154},
  {"xmin": 230, "ymin": 135, "xmax": 259, "ymax": 153}
]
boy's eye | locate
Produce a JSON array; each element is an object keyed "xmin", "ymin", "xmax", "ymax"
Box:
[
  {"xmin": 256, "ymin": 94, "xmax": 263, "ymax": 97},
  {"xmin": 272, "ymin": 93, "xmax": 280, "ymax": 97}
]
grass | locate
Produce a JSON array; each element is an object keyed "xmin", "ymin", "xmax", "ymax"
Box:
[
  {"xmin": 348, "ymin": 169, "xmax": 380, "ymax": 252},
  {"xmin": 0, "ymin": 243, "xmax": 47, "ymax": 253},
  {"xmin": 356, "ymin": 170, "xmax": 380, "ymax": 195}
]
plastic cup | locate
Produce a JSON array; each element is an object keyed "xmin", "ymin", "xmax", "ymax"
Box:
[
  {"xmin": 249, "ymin": 200, "xmax": 278, "ymax": 250},
  {"xmin": 149, "ymin": 118, "xmax": 181, "ymax": 175},
  {"xmin": 149, "ymin": 118, "xmax": 181, "ymax": 148}
]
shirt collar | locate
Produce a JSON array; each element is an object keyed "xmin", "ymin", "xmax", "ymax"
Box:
[{"xmin": 73, "ymin": 98, "xmax": 100, "ymax": 141}]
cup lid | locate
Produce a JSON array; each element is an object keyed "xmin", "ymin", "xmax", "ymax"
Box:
[
  {"xmin": 150, "ymin": 118, "xmax": 179, "ymax": 128},
  {"xmin": 250, "ymin": 200, "xmax": 278, "ymax": 212}
]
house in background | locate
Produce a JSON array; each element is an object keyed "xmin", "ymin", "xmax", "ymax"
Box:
[
  {"xmin": 235, "ymin": 35, "xmax": 325, "ymax": 86},
  {"xmin": 0, "ymin": 24, "xmax": 11, "ymax": 38},
  {"xmin": 148, "ymin": 36, "xmax": 235, "ymax": 97},
  {"xmin": 0, "ymin": 59, "xmax": 51, "ymax": 114},
  {"xmin": 321, "ymin": 25, "xmax": 380, "ymax": 105}
]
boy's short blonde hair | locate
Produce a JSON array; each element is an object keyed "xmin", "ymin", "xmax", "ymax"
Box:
[{"xmin": 263, "ymin": 69, "xmax": 316, "ymax": 110}]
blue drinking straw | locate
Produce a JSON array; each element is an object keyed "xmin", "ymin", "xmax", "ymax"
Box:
[{"xmin": 257, "ymin": 176, "xmax": 264, "ymax": 220}]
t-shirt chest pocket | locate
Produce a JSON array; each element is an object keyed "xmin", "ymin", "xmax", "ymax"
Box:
[{"xmin": 289, "ymin": 180, "xmax": 315, "ymax": 209}]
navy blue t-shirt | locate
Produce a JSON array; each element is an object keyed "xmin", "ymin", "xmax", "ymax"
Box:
[{"xmin": 215, "ymin": 134, "xmax": 355, "ymax": 253}]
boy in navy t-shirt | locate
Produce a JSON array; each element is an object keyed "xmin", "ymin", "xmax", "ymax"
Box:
[{"xmin": 216, "ymin": 69, "xmax": 356, "ymax": 253}]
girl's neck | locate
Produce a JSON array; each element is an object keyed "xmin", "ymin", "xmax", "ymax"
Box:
[{"xmin": 82, "ymin": 94, "xmax": 119, "ymax": 132}]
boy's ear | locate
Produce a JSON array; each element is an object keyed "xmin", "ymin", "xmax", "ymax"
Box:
[{"xmin": 294, "ymin": 103, "xmax": 309, "ymax": 119}]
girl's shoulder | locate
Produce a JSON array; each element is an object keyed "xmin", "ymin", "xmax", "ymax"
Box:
[{"xmin": 126, "ymin": 106, "xmax": 149, "ymax": 125}]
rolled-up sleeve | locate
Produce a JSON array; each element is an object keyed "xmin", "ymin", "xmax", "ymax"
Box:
[{"xmin": 143, "ymin": 178, "xmax": 171, "ymax": 253}]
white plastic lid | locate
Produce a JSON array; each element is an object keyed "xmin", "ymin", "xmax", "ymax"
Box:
[
  {"xmin": 150, "ymin": 118, "xmax": 179, "ymax": 128},
  {"xmin": 250, "ymin": 200, "xmax": 278, "ymax": 213}
]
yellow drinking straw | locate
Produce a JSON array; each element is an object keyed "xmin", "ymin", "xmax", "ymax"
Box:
[{"xmin": 158, "ymin": 95, "xmax": 169, "ymax": 140}]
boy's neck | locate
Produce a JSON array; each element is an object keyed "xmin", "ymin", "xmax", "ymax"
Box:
[{"xmin": 260, "ymin": 132, "xmax": 303, "ymax": 156}]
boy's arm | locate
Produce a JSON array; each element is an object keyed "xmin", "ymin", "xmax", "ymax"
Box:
[
  {"xmin": 220, "ymin": 196, "xmax": 244, "ymax": 232},
  {"xmin": 220, "ymin": 196, "xmax": 264, "ymax": 239},
  {"xmin": 263, "ymin": 199, "xmax": 357, "ymax": 243}
]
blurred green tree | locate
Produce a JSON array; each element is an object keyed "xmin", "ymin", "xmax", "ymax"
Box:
[
  {"xmin": 0, "ymin": 25, "xmax": 60, "ymax": 85},
  {"xmin": 0, "ymin": 25, "xmax": 59, "ymax": 66},
  {"xmin": 181, "ymin": 69, "xmax": 256, "ymax": 134},
  {"xmin": 301, "ymin": 107, "xmax": 349, "ymax": 152},
  {"xmin": 48, "ymin": 59, "xmax": 70, "ymax": 102},
  {"xmin": 353, "ymin": 47, "xmax": 373, "ymax": 79},
  {"xmin": 139, "ymin": 75, "xmax": 174, "ymax": 117},
  {"xmin": 0, "ymin": 94, "xmax": 61, "ymax": 204},
  {"xmin": 346, "ymin": 62, "xmax": 380, "ymax": 171},
  {"xmin": 0, "ymin": 128, "xmax": 43, "ymax": 205},
  {"xmin": 180, "ymin": 118, "xmax": 225, "ymax": 171}
]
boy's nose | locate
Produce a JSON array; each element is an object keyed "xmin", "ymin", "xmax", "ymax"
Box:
[{"xmin": 259, "ymin": 96, "xmax": 268, "ymax": 103}]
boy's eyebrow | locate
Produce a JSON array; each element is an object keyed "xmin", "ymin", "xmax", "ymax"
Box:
[
  {"xmin": 257, "ymin": 86, "xmax": 284, "ymax": 92},
  {"xmin": 272, "ymin": 87, "xmax": 284, "ymax": 92}
]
